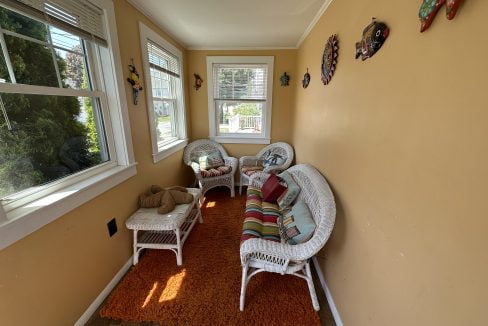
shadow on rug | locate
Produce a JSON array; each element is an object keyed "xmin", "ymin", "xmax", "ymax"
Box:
[{"xmin": 100, "ymin": 188, "xmax": 321, "ymax": 326}]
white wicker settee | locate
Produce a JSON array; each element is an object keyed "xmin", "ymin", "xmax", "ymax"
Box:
[
  {"xmin": 238, "ymin": 142, "xmax": 294, "ymax": 195},
  {"xmin": 239, "ymin": 164, "xmax": 336, "ymax": 311},
  {"xmin": 183, "ymin": 139, "xmax": 238, "ymax": 198}
]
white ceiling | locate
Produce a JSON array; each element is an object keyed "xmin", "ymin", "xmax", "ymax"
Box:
[{"xmin": 128, "ymin": 0, "xmax": 329, "ymax": 49}]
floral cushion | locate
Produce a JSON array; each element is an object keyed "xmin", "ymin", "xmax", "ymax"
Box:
[{"xmin": 200, "ymin": 165, "xmax": 232, "ymax": 178}]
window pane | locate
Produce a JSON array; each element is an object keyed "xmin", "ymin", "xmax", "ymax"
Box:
[
  {"xmin": 4, "ymin": 34, "xmax": 58, "ymax": 87},
  {"xmin": 150, "ymin": 67, "xmax": 171, "ymax": 98},
  {"xmin": 0, "ymin": 93, "xmax": 109, "ymax": 198},
  {"xmin": 0, "ymin": 6, "xmax": 49, "ymax": 42},
  {"xmin": 55, "ymin": 48, "xmax": 88, "ymax": 89},
  {"xmin": 217, "ymin": 101, "xmax": 263, "ymax": 134},
  {"xmin": 153, "ymin": 100, "xmax": 176, "ymax": 143},
  {"xmin": 215, "ymin": 65, "xmax": 267, "ymax": 100},
  {"xmin": 0, "ymin": 44, "xmax": 10, "ymax": 83},
  {"xmin": 49, "ymin": 26, "xmax": 82, "ymax": 51}
]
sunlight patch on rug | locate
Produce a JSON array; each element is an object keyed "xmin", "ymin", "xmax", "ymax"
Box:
[{"xmin": 159, "ymin": 269, "xmax": 186, "ymax": 302}]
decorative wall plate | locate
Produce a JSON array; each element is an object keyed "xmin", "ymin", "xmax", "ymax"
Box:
[
  {"xmin": 355, "ymin": 18, "xmax": 390, "ymax": 61},
  {"xmin": 321, "ymin": 34, "xmax": 339, "ymax": 85},
  {"xmin": 419, "ymin": 0, "xmax": 446, "ymax": 32},
  {"xmin": 302, "ymin": 69, "xmax": 311, "ymax": 89},
  {"xmin": 280, "ymin": 72, "xmax": 290, "ymax": 86}
]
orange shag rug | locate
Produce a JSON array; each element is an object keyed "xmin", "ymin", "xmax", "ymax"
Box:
[{"xmin": 100, "ymin": 188, "xmax": 320, "ymax": 326}]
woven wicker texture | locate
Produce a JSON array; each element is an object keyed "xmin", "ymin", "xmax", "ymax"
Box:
[
  {"xmin": 100, "ymin": 188, "xmax": 320, "ymax": 325},
  {"xmin": 239, "ymin": 142, "xmax": 294, "ymax": 194},
  {"xmin": 183, "ymin": 139, "xmax": 238, "ymax": 197}
]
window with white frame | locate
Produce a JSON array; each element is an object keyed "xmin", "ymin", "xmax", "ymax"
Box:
[
  {"xmin": 0, "ymin": 0, "xmax": 135, "ymax": 249},
  {"xmin": 206, "ymin": 56, "xmax": 274, "ymax": 144},
  {"xmin": 140, "ymin": 23, "xmax": 187, "ymax": 162}
]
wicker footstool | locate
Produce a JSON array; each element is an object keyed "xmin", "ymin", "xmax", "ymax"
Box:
[{"xmin": 126, "ymin": 188, "xmax": 202, "ymax": 266}]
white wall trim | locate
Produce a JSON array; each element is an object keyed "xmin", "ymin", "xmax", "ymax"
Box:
[
  {"xmin": 296, "ymin": 0, "xmax": 334, "ymax": 48},
  {"xmin": 74, "ymin": 256, "xmax": 133, "ymax": 326},
  {"xmin": 312, "ymin": 256, "xmax": 343, "ymax": 326}
]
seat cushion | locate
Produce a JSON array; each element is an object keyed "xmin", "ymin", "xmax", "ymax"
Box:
[
  {"xmin": 241, "ymin": 186, "xmax": 281, "ymax": 243},
  {"xmin": 241, "ymin": 165, "xmax": 264, "ymax": 176},
  {"xmin": 200, "ymin": 165, "xmax": 232, "ymax": 178}
]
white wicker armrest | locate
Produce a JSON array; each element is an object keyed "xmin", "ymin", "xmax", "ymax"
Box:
[
  {"xmin": 189, "ymin": 162, "xmax": 200, "ymax": 174},
  {"xmin": 249, "ymin": 172, "xmax": 270, "ymax": 188},
  {"xmin": 224, "ymin": 156, "xmax": 238, "ymax": 172},
  {"xmin": 240, "ymin": 238, "xmax": 310, "ymax": 265}
]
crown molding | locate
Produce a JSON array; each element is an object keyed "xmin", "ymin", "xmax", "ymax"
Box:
[
  {"xmin": 187, "ymin": 46, "xmax": 297, "ymax": 51},
  {"xmin": 296, "ymin": 0, "xmax": 334, "ymax": 48}
]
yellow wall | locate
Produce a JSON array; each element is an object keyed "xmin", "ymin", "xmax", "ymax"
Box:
[
  {"xmin": 294, "ymin": 0, "xmax": 488, "ymax": 325},
  {"xmin": 0, "ymin": 1, "xmax": 193, "ymax": 325},
  {"xmin": 186, "ymin": 50, "xmax": 297, "ymax": 158}
]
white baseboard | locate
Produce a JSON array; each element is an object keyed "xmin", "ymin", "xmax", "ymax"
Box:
[
  {"xmin": 74, "ymin": 256, "xmax": 133, "ymax": 326},
  {"xmin": 312, "ymin": 256, "xmax": 343, "ymax": 326}
]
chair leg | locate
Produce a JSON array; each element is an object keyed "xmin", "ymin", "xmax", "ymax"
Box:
[
  {"xmin": 305, "ymin": 262, "xmax": 320, "ymax": 311},
  {"xmin": 230, "ymin": 176, "xmax": 235, "ymax": 198},
  {"xmin": 175, "ymin": 228, "xmax": 183, "ymax": 266},
  {"xmin": 239, "ymin": 173, "xmax": 243, "ymax": 195},
  {"xmin": 133, "ymin": 230, "xmax": 139, "ymax": 265},
  {"xmin": 240, "ymin": 263, "xmax": 249, "ymax": 311}
]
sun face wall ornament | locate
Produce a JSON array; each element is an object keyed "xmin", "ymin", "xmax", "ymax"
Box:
[
  {"xmin": 321, "ymin": 34, "xmax": 339, "ymax": 85},
  {"xmin": 302, "ymin": 68, "xmax": 311, "ymax": 89},
  {"xmin": 355, "ymin": 18, "xmax": 390, "ymax": 61}
]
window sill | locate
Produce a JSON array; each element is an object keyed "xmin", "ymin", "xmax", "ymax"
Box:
[
  {"xmin": 153, "ymin": 139, "xmax": 188, "ymax": 163},
  {"xmin": 210, "ymin": 136, "xmax": 271, "ymax": 144},
  {"xmin": 0, "ymin": 163, "xmax": 138, "ymax": 251}
]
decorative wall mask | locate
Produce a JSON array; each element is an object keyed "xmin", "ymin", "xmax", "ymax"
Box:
[
  {"xmin": 194, "ymin": 74, "xmax": 203, "ymax": 90},
  {"xmin": 321, "ymin": 34, "xmax": 339, "ymax": 85},
  {"xmin": 280, "ymin": 72, "xmax": 290, "ymax": 86},
  {"xmin": 446, "ymin": 0, "xmax": 464, "ymax": 20},
  {"xmin": 355, "ymin": 18, "xmax": 390, "ymax": 61},
  {"xmin": 127, "ymin": 59, "xmax": 143, "ymax": 105},
  {"xmin": 419, "ymin": 0, "xmax": 446, "ymax": 32},
  {"xmin": 302, "ymin": 69, "xmax": 311, "ymax": 89}
]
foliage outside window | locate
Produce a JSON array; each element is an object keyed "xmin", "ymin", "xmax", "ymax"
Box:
[{"xmin": 0, "ymin": 5, "xmax": 110, "ymax": 203}]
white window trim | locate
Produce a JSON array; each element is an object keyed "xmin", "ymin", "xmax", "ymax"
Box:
[
  {"xmin": 139, "ymin": 22, "xmax": 188, "ymax": 163},
  {"xmin": 206, "ymin": 56, "xmax": 274, "ymax": 144},
  {"xmin": 0, "ymin": 0, "xmax": 136, "ymax": 251}
]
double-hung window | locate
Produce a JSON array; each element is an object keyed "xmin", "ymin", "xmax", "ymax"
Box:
[
  {"xmin": 206, "ymin": 56, "xmax": 274, "ymax": 144},
  {"xmin": 140, "ymin": 23, "xmax": 187, "ymax": 163},
  {"xmin": 0, "ymin": 0, "xmax": 135, "ymax": 249}
]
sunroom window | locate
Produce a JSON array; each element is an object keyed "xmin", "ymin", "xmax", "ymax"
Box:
[
  {"xmin": 0, "ymin": 2, "xmax": 112, "ymax": 207},
  {"xmin": 140, "ymin": 22, "xmax": 187, "ymax": 163},
  {"xmin": 206, "ymin": 56, "xmax": 274, "ymax": 144}
]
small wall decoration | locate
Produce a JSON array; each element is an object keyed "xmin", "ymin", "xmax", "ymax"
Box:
[
  {"xmin": 127, "ymin": 59, "xmax": 143, "ymax": 105},
  {"xmin": 321, "ymin": 34, "xmax": 339, "ymax": 85},
  {"xmin": 355, "ymin": 18, "xmax": 390, "ymax": 61},
  {"xmin": 302, "ymin": 69, "xmax": 311, "ymax": 89},
  {"xmin": 419, "ymin": 0, "xmax": 446, "ymax": 32},
  {"xmin": 419, "ymin": 0, "xmax": 464, "ymax": 31},
  {"xmin": 446, "ymin": 0, "xmax": 464, "ymax": 20},
  {"xmin": 194, "ymin": 74, "xmax": 203, "ymax": 90},
  {"xmin": 280, "ymin": 72, "xmax": 290, "ymax": 86}
]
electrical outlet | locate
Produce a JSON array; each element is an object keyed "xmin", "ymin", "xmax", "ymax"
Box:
[{"xmin": 107, "ymin": 218, "xmax": 117, "ymax": 237}]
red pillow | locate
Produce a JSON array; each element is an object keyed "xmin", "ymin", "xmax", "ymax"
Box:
[{"xmin": 261, "ymin": 174, "xmax": 287, "ymax": 203}]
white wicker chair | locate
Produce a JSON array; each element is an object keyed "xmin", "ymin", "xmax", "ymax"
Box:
[
  {"xmin": 238, "ymin": 142, "xmax": 294, "ymax": 195},
  {"xmin": 183, "ymin": 139, "xmax": 238, "ymax": 198},
  {"xmin": 239, "ymin": 164, "xmax": 336, "ymax": 311}
]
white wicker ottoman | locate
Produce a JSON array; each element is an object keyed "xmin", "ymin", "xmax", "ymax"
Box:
[{"xmin": 126, "ymin": 188, "xmax": 202, "ymax": 266}]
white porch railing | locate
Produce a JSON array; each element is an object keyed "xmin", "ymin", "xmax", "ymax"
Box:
[{"xmin": 229, "ymin": 114, "xmax": 262, "ymax": 132}]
